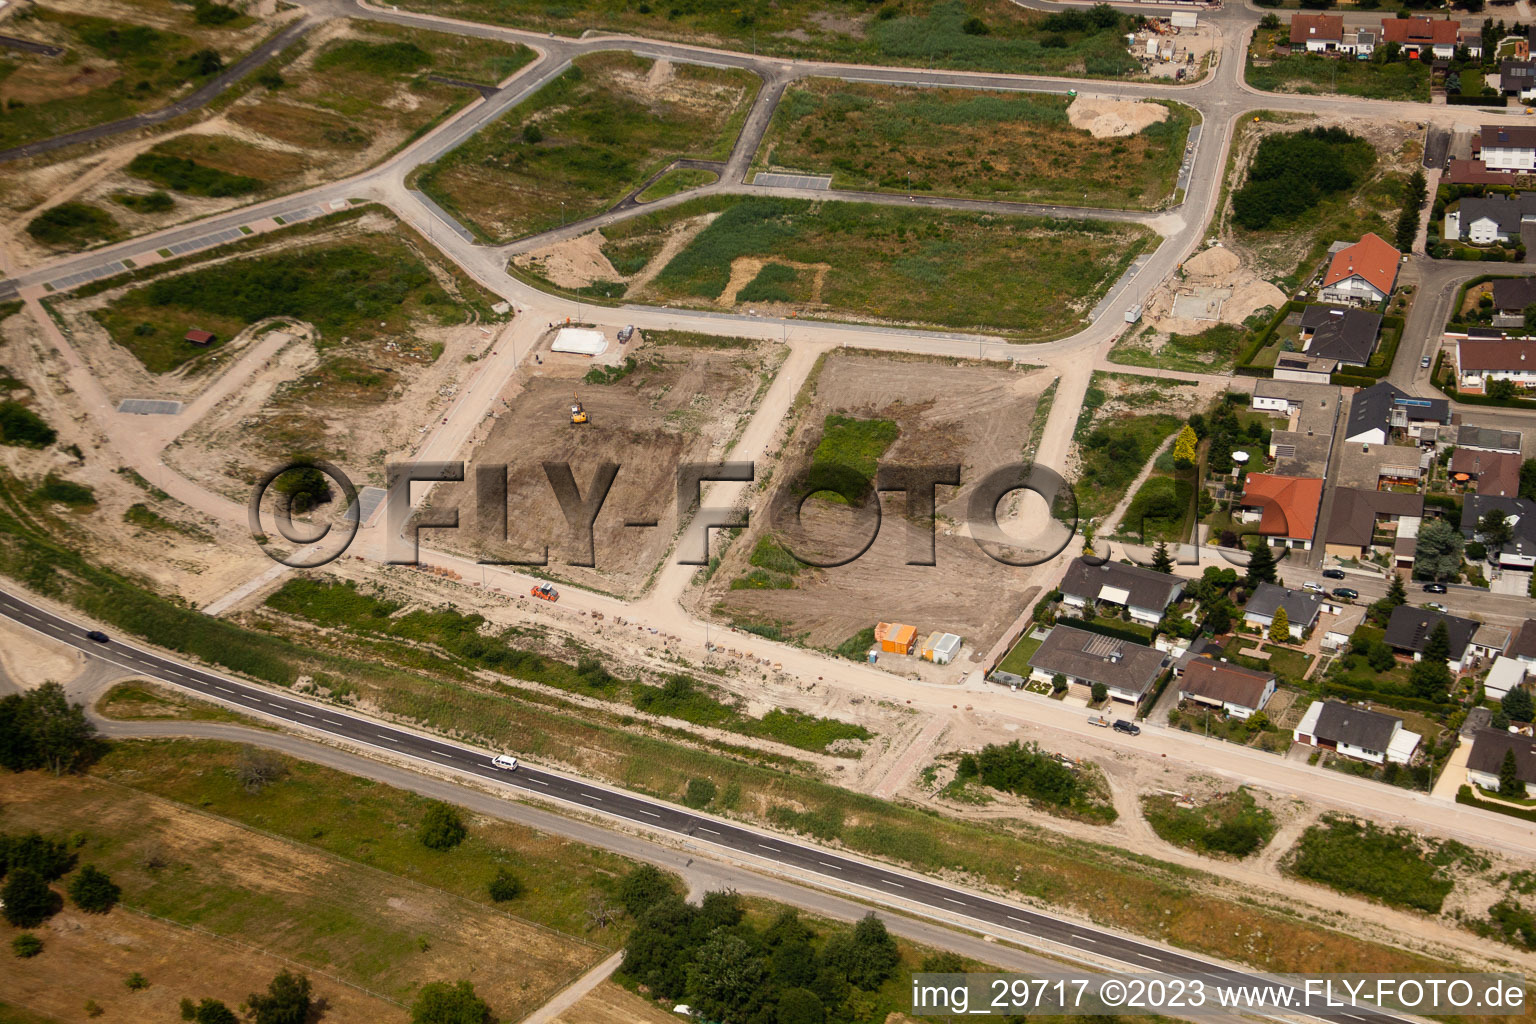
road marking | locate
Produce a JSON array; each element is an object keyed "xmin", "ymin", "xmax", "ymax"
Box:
[
  {"xmin": 698, "ymin": 826, "xmax": 720, "ymax": 835},
  {"xmin": 943, "ymin": 897, "xmax": 966, "ymax": 906},
  {"xmin": 266, "ymin": 701, "xmax": 284, "ymax": 708},
  {"xmin": 637, "ymin": 809, "xmax": 660, "ymax": 818},
  {"xmin": 377, "ymin": 733, "xmax": 398, "ymax": 742},
  {"xmin": 757, "ymin": 844, "xmax": 777, "ymax": 851},
  {"xmin": 1007, "ymin": 915, "xmax": 1026, "ymax": 923},
  {"xmin": 214, "ymin": 686, "xmax": 233, "ymax": 693},
  {"xmin": 1075, "ymin": 935, "xmax": 1098, "ymax": 944},
  {"xmin": 884, "ymin": 880, "xmax": 904, "ymax": 888},
  {"xmin": 294, "ymin": 711, "xmax": 314, "ymax": 719},
  {"xmin": 527, "ymin": 777, "xmax": 548, "ymax": 786},
  {"xmin": 818, "ymin": 861, "xmax": 842, "ymax": 870},
  {"xmin": 1136, "ymin": 953, "xmax": 1162, "ymax": 963},
  {"xmin": 585, "ymin": 793, "xmax": 603, "ymax": 802}
]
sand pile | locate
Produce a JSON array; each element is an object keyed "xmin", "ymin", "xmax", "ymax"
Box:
[{"xmin": 1067, "ymin": 96, "xmax": 1170, "ymax": 138}]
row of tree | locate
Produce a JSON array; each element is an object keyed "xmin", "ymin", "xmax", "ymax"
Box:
[{"xmin": 0, "ymin": 681, "xmax": 98, "ymax": 775}]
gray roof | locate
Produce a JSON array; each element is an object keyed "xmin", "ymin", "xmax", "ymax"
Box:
[
  {"xmin": 1502, "ymin": 58, "xmax": 1536, "ymax": 92},
  {"xmin": 1383, "ymin": 604, "xmax": 1479, "ymax": 659},
  {"xmin": 1254, "ymin": 379, "xmax": 1341, "ymax": 435},
  {"xmin": 1299, "ymin": 305, "xmax": 1381, "ymax": 366},
  {"xmin": 1467, "ymin": 728, "xmax": 1536, "ymax": 784},
  {"xmin": 1508, "ymin": 619, "xmax": 1536, "ymax": 659},
  {"xmin": 1491, "ymin": 276, "xmax": 1536, "ymax": 312},
  {"xmin": 1059, "ymin": 557, "xmax": 1184, "ymax": 612},
  {"xmin": 1324, "ymin": 487, "xmax": 1425, "ymax": 548},
  {"xmin": 1314, "ymin": 700, "xmax": 1401, "ymax": 753},
  {"xmin": 1028, "ymin": 625, "xmax": 1168, "ymax": 695},
  {"xmin": 1244, "ymin": 582, "xmax": 1323, "ymax": 627},
  {"xmin": 1455, "ymin": 423, "xmax": 1522, "ymax": 453},
  {"xmin": 1456, "ymin": 194, "xmax": 1536, "ymax": 238},
  {"xmin": 1345, "ymin": 382, "xmax": 1450, "ymax": 439},
  {"xmin": 1269, "ymin": 429, "xmax": 1334, "ymax": 478},
  {"xmin": 1460, "ymin": 494, "xmax": 1536, "ymax": 556}
]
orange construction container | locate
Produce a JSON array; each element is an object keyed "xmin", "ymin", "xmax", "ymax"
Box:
[{"xmin": 875, "ymin": 621, "xmax": 917, "ymax": 655}]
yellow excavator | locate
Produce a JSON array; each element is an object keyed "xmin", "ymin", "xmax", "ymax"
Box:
[{"xmin": 569, "ymin": 392, "xmax": 588, "ymax": 425}]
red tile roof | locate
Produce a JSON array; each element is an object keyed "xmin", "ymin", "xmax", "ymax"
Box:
[
  {"xmin": 184, "ymin": 329, "xmax": 214, "ymax": 344},
  {"xmin": 1379, "ymin": 16, "xmax": 1460, "ymax": 47},
  {"xmin": 1289, "ymin": 14, "xmax": 1343, "ymax": 45},
  {"xmin": 1241, "ymin": 474, "xmax": 1325, "ymax": 541},
  {"xmin": 1322, "ymin": 233, "xmax": 1400, "ymax": 297}
]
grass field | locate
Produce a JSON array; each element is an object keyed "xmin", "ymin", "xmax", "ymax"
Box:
[
  {"xmin": 1071, "ymin": 379, "xmax": 1183, "ymax": 523},
  {"xmin": 92, "ymin": 222, "xmax": 499, "ymax": 373},
  {"xmin": 417, "ymin": 52, "xmax": 758, "ymax": 242},
  {"xmin": 1246, "ymin": 31, "xmax": 1430, "ymax": 102},
  {"xmin": 1142, "ymin": 788, "xmax": 1277, "ymax": 858},
  {"xmin": 759, "ymin": 79, "xmax": 1194, "ymax": 209},
  {"xmin": 95, "ymin": 680, "xmax": 252, "ymax": 724},
  {"xmin": 602, "ymin": 195, "xmax": 1151, "ymax": 338},
  {"xmin": 0, "ymin": 5, "xmax": 258, "ymax": 152},
  {"xmin": 638, "ymin": 167, "xmax": 718, "ymax": 202},
  {"xmin": 1286, "ymin": 815, "xmax": 1467, "ymax": 913},
  {"xmin": 1109, "ymin": 323, "xmax": 1251, "ymax": 374},
  {"xmin": 389, "ymin": 0, "xmax": 1142, "ymax": 78}
]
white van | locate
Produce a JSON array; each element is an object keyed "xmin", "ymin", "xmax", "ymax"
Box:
[{"xmin": 491, "ymin": 754, "xmax": 519, "ymax": 771}]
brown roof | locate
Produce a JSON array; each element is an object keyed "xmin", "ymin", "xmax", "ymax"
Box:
[
  {"xmin": 1451, "ymin": 449, "xmax": 1521, "ymax": 497},
  {"xmin": 1458, "ymin": 337, "xmax": 1536, "ymax": 372},
  {"xmin": 1322, "ymin": 233, "xmax": 1400, "ymax": 296},
  {"xmin": 1508, "ymin": 619, "xmax": 1536, "ymax": 660},
  {"xmin": 1380, "ymin": 16, "xmax": 1460, "ymax": 46},
  {"xmin": 184, "ymin": 329, "xmax": 214, "ymax": 344},
  {"xmin": 1481, "ymin": 124, "xmax": 1536, "ymax": 152},
  {"xmin": 1467, "ymin": 728, "xmax": 1536, "ymax": 784},
  {"xmin": 1290, "ymin": 13, "xmax": 1343, "ymax": 45},
  {"xmin": 1324, "ymin": 487, "xmax": 1424, "ymax": 548},
  {"xmin": 1180, "ymin": 660, "xmax": 1275, "ymax": 711}
]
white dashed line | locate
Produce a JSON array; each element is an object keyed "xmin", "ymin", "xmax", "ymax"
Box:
[
  {"xmin": 943, "ymin": 897, "xmax": 965, "ymax": 906},
  {"xmin": 637, "ymin": 809, "xmax": 660, "ymax": 818},
  {"xmin": 757, "ymin": 844, "xmax": 777, "ymax": 852},
  {"xmin": 698, "ymin": 827, "xmax": 720, "ymax": 835},
  {"xmin": 377, "ymin": 734, "xmax": 398, "ymax": 742},
  {"xmin": 884, "ymin": 880, "xmax": 904, "ymax": 888},
  {"xmin": 818, "ymin": 861, "xmax": 842, "ymax": 871},
  {"xmin": 585, "ymin": 794, "xmax": 603, "ymax": 802},
  {"xmin": 214, "ymin": 686, "xmax": 233, "ymax": 693},
  {"xmin": 527, "ymin": 777, "xmax": 548, "ymax": 786},
  {"xmin": 266, "ymin": 702, "xmax": 284, "ymax": 708},
  {"xmin": 294, "ymin": 711, "xmax": 314, "ymax": 718},
  {"xmin": 1136, "ymin": 953, "xmax": 1162, "ymax": 963}
]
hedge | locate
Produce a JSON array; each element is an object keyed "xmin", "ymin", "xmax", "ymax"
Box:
[
  {"xmin": 1444, "ymin": 94, "xmax": 1505, "ymax": 106},
  {"xmin": 1423, "ymin": 492, "xmax": 1462, "ymax": 514},
  {"xmin": 1320, "ymin": 682, "xmax": 1448, "ymax": 715},
  {"xmin": 1235, "ymin": 300, "xmax": 1302, "ymax": 378},
  {"xmin": 1332, "ymin": 373, "xmax": 1379, "ymax": 388},
  {"xmin": 1056, "ymin": 616, "xmax": 1155, "ymax": 645},
  {"xmin": 1432, "ymin": 348, "xmax": 1536, "ymax": 410},
  {"xmin": 1329, "ymin": 314, "xmax": 1404, "ymax": 383},
  {"xmin": 1457, "ymin": 784, "xmax": 1536, "ymax": 823}
]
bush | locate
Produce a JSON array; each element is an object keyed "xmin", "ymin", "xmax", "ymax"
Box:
[
  {"xmin": 618, "ymin": 863, "xmax": 675, "ymax": 917},
  {"xmin": 4, "ymin": 832, "xmax": 76, "ymax": 880},
  {"xmin": 126, "ymin": 154, "xmax": 260, "ymax": 197},
  {"xmin": 487, "ymin": 867, "xmax": 523, "ymax": 902},
  {"xmin": 68, "ymin": 865, "xmax": 121, "ymax": 913},
  {"xmin": 11, "ymin": 933, "xmax": 42, "ymax": 958},
  {"xmin": 32, "ymin": 475, "xmax": 96, "ymax": 507},
  {"xmin": 411, "ymin": 980, "xmax": 495, "ymax": 1024},
  {"xmin": 125, "ymin": 971, "xmax": 149, "ymax": 990},
  {"xmin": 684, "ymin": 777, "xmax": 717, "ymax": 808},
  {"xmin": 1289, "ymin": 816, "xmax": 1454, "ymax": 912},
  {"xmin": 26, "ymin": 202, "xmax": 118, "ymax": 247},
  {"xmin": 0, "ymin": 402, "xmax": 57, "ymax": 448},
  {"xmin": 112, "ymin": 190, "xmax": 175, "ymax": 214},
  {"xmin": 1232, "ymin": 127, "xmax": 1374, "ymax": 230},
  {"xmin": 189, "ymin": 1000, "xmax": 237, "ymax": 1024},
  {"xmin": 417, "ymin": 802, "xmax": 468, "ymax": 850},
  {"xmin": 1, "ymin": 868, "xmax": 61, "ymax": 928},
  {"xmin": 248, "ymin": 970, "xmax": 311, "ymax": 1024}
]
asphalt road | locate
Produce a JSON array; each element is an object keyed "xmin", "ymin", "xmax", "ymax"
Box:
[
  {"xmin": 0, "ymin": 16, "xmax": 315, "ymax": 164},
  {"xmin": 0, "ymin": 584, "xmax": 1416, "ymax": 1024}
]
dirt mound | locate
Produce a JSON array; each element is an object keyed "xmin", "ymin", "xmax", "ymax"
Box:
[
  {"xmin": 1226, "ymin": 279, "xmax": 1288, "ymax": 323},
  {"xmin": 512, "ymin": 231, "xmax": 622, "ymax": 289},
  {"xmin": 1067, "ymin": 97, "xmax": 1169, "ymax": 139},
  {"xmin": 1182, "ymin": 245, "xmax": 1240, "ymax": 280}
]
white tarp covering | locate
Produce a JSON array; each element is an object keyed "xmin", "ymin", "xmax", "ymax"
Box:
[
  {"xmin": 1098, "ymin": 585, "xmax": 1132, "ymax": 605},
  {"xmin": 552, "ymin": 328, "xmax": 608, "ymax": 356}
]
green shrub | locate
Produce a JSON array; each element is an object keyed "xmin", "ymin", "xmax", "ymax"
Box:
[
  {"xmin": 1289, "ymin": 816, "xmax": 1455, "ymax": 912},
  {"xmin": 1232, "ymin": 127, "xmax": 1375, "ymax": 230},
  {"xmin": 805, "ymin": 414, "xmax": 899, "ymax": 503},
  {"xmin": 67, "ymin": 865, "xmax": 121, "ymax": 913},
  {"xmin": 315, "ymin": 39, "xmax": 432, "ymax": 75},
  {"xmin": 0, "ymin": 402, "xmax": 56, "ymax": 448},
  {"xmin": 487, "ymin": 867, "xmax": 523, "ymax": 902},
  {"xmin": 112, "ymin": 190, "xmax": 175, "ymax": 214},
  {"xmin": 32, "ymin": 475, "xmax": 96, "ymax": 507},
  {"xmin": 11, "ymin": 933, "xmax": 42, "ymax": 958},
  {"xmin": 26, "ymin": 202, "xmax": 117, "ymax": 247},
  {"xmin": 126, "ymin": 154, "xmax": 260, "ymax": 197},
  {"xmin": 683, "ymin": 777, "xmax": 717, "ymax": 808},
  {"xmin": 417, "ymin": 802, "xmax": 467, "ymax": 851}
]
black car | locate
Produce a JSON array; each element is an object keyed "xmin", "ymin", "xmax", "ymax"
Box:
[
  {"xmin": 1112, "ymin": 720, "xmax": 1141, "ymax": 736},
  {"xmin": 1331, "ymin": 588, "xmax": 1359, "ymax": 600},
  {"xmin": 1423, "ymin": 583, "xmax": 1448, "ymax": 594},
  {"xmin": 85, "ymin": 630, "xmax": 109, "ymax": 643},
  {"xmin": 1322, "ymin": 568, "xmax": 1346, "ymax": 580}
]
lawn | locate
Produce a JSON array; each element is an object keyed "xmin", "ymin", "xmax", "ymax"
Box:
[
  {"xmin": 805, "ymin": 414, "xmax": 898, "ymax": 503},
  {"xmin": 758, "ymin": 79, "xmax": 1194, "ymax": 209},
  {"xmin": 388, "ymin": 0, "xmax": 1144, "ymax": 78},
  {"xmin": 604, "ymin": 195, "xmax": 1153, "ymax": 338},
  {"xmin": 91, "ymin": 224, "xmax": 498, "ymax": 373},
  {"xmin": 1246, "ymin": 30, "xmax": 1430, "ymax": 102},
  {"xmin": 1118, "ymin": 471, "xmax": 1195, "ymax": 543},
  {"xmin": 1109, "ymin": 323, "xmax": 1253, "ymax": 374},
  {"xmin": 996, "ymin": 632, "xmax": 1043, "ymax": 676},
  {"xmin": 416, "ymin": 51, "xmax": 758, "ymax": 242},
  {"xmin": 95, "ymin": 680, "xmax": 254, "ymax": 725},
  {"xmin": 0, "ymin": 6, "xmax": 261, "ymax": 152}
]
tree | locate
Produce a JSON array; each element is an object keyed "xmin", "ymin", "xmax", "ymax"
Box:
[
  {"xmin": 1499, "ymin": 748, "xmax": 1525, "ymax": 798},
  {"xmin": 1503, "ymin": 686, "xmax": 1533, "ymax": 723},
  {"xmin": 776, "ymin": 987, "xmax": 826, "ymax": 1024},
  {"xmin": 486, "ymin": 866, "xmax": 523, "ymax": 902},
  {"xmin": 411, "ymin": 980, "xmax": 494, "ymax": 1024},
  {"xmin": 0, "ymin": 682, "xmax": 97, "ymax": 775},
  {"xmin": 0, "ymin": 868, "xmax": 60, "ymax": 928},
  {"xmin": 247, "ymin": 970, "xmax": 311, "ymax": 1024},
  {"xmin": 1243, "ymin": 539, "xmax": 1278, "ymax": 588},
  {"xmin": 1268, "ymin": 606, "xmax": 1290, "ymax": 644},
  {"xmin": 1519, "ymin": 458, "xmax": 1536, "ymax": 500},
  {"xmin": 1524, "ymin": 303, "xmax": 1536, "ymax": 332},
  {"xmin": 67, "ymin": 865, "xmax": 120, "ymax": 914},
  {"xmin": 1410, "ymin": 659, "xmax": 1452, "ymax": 700},
  {"xmin": 687, "ymin": 930, "xmax": 767, "ymax": 1020},
  {"xmin": 1424, "ymin": 620, "xmax": 1452, "ymax": 666},
  {"xmin": 1206, "ymin": 598, "xmax": 1233, "ymax": 635},
  {"xmin": 1384, "ymin": 572, "xmax": 1407, "ymax": 610},
  {"xmin": 1151, "ymin": 541, "xmax": 1174, "ymax": 575},
  {"xmin": 271, "ymin": 465, "xmax": 331, "ymax": 515},
  {"xmin": 417, "ymin": 802, "xmax": 467, "ymax": 851},
  {"xmin": 1259, "ymin": 11, "xmax": 1281, "ymax": 27},
  {"xmin": 6, "ymin": 832, "xmax": 75, "ymax": 880},
  {"xmin": 1492, "ymin": 705, "xmax": 1510, "ymax": 729},
  {"xmin": 1413, "ymin": 518, "xmax": 1463, "ymax": 581},
  {"xmin": 1480, "ymin": 508, "xmax": 1513, "ymax": 552},
  {"xmin": 822, "ymin": 913, "xmax": 900, "ymax": 990},
  {"xmin": 1090, "ymin": 682, "xmax": 1108, "ymax": 704},
  {"xmin": 1050, "ymin": 672, "xmax": 1068, "ymax": 694},
  {"xmin": 1173, "ymin": 424, "xmax": 1199, "ymax": 467},
  {"xmin": 618, "ymin": 864, "xmax": 674, "ymax": 917},
  {"xmin": 192, "ymin": 1000, "xmax": 237, "ymax": 1024},
  {"xmin": 1488, "ymin": 379, "xmax": 1518, "ymax": 401}
]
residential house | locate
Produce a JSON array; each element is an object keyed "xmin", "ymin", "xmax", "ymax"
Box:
[
  {"xmin": 1318, "ymin": 233, "xmax": 1401, "ymax": 306},
  {"xmin": 1444, "ymin": 192, "xmax": 1536, "ymax": 245},
  {"xmin": 1243, "ymin": 582, "xmax": 1323, "ymax": 639},
  {"xmin": 1343, "ymin": 381, "xmax": 1451, "ymax": 444},
  {"xmin": 1501, "ymin": 59, "xmax": 1536, "ymax": 100},
  {"xmin": 1350, "ymin": 28, "xmax": 1377, "ymax": 58},
  {"xmin": 1507, "ymin": 619, "xmax": 1536, "ymax": 672},
  {"xmin": 1323, "ymin": 607, "xmax": 1367, "ymax": 652},
  {"xmin": 1460, "ymin": 29, "xmax": 1482, "ymax": 59},
  {"xmin": 1294, "ymin": 699, "xmax": 1422, "ymax": 765},
  {"xmin": 1466, "ymin": 728, "xmax": 1536, "ymax": 797},
  {"xmin": 1297, "ymin": 305, "xmax": 1381, "ymax": 366},
  {"xmin": 1289, "ymin": 13, "xmax": 1343, "ymax": 52},
  {"xmin": 1383, "ymin": 605, "xmax": 1480, "ymax": 671},
  {"xmin": 1268, "ymin": 430, "xmax": 1335, "ymax": 477},
  {"xmin": 1450, "ymin": 448, "xmax": 1521, "ymax": 497},
  {"xmin": 1455, "ymin": 335, "xmax": 1536, "ymax": 393},
  {"xmin": 1484, "ymin": 656, "xmax": 1527, "ymax": 700},
  {"xmin": 1471, "ymin": 622, "xmax": 1512, "ymax": 661},
  {"xmin": 1461, "ymin": 494, "xmax": 1536, "ymax": 569},
  {"xmin": 1323, "ymin": 488, "xmax": 1424, "ymax": 560},
  {"xmin": 1058, "ymin": 557, "xmax": 1185, "ymax": 627},
  {"xmin": 1333, "ymin": 441, "xmax": 1426, "ymax": 491},
  {"xmin": 1489, "ymin": 276, "xmax": 1536, "ymax": 324},
  {"xmin": 1177, "ymin": 660, "xmax": 1276, "ymax": 719},
  {"xmin": 1479, "ymin": 124, "xmax": 1536, "ymax": 174},
  {"xmin": 1238, "ymin": 474, "xmax": 1325, "ymax": 550},
  {"xmin": 1026, "ymin": 625, "xmax": 1168, "ymax": 706},
  {"xmin": 1456, "ymin": 424, "xmax": 1523, "ymax": 454},
  {"xmin": 1251, "ymin": 379, "xmax": 1341, "ymax": 427},
  {"xmin": 1379, "ymin": 16, "xmax": 1460, "ymax": 58},
  {"xmin": 1273, "ymin": 353, "xmax": 1337, "ymax": 383}
]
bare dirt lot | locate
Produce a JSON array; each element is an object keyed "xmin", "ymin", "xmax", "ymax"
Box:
[
  {"xmin": 551, "ymin": 980, "xmax": 680, "ymax": 1024},
  {"xmin": 431, "ymin": 331, "xmax": 784, "ymax": 598},
  {"xmin": 700, "ymin": 352, "xmax": 1056, "ymax": 657}
]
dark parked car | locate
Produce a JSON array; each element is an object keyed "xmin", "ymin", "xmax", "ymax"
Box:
[
  {"xmin": 85, "ymin": 630, "xmax": 109, "ymax": 643},
  {"xmin": 1322, "ymin": 568, "xmax": 1346, "ymax": 580},
  {"xmin": 1331, "ymin": 588, "xmax": 1359, "ymax": 600},
  {"xmin": 1423, "ymin": 583, "xmax": 1447, "ymax": 594},
  {"xmin": 1112, "ymin": 720, "xmax": 1141, "ymax": 736}
]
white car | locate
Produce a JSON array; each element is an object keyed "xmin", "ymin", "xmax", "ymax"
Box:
[
  {"xmin": 491, "ymin": 754, "xmax": 519, "ymax": 771},
  {"xmin": 1302, "ymin": 581, "xmax": 1325, "ymax": 593}
]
